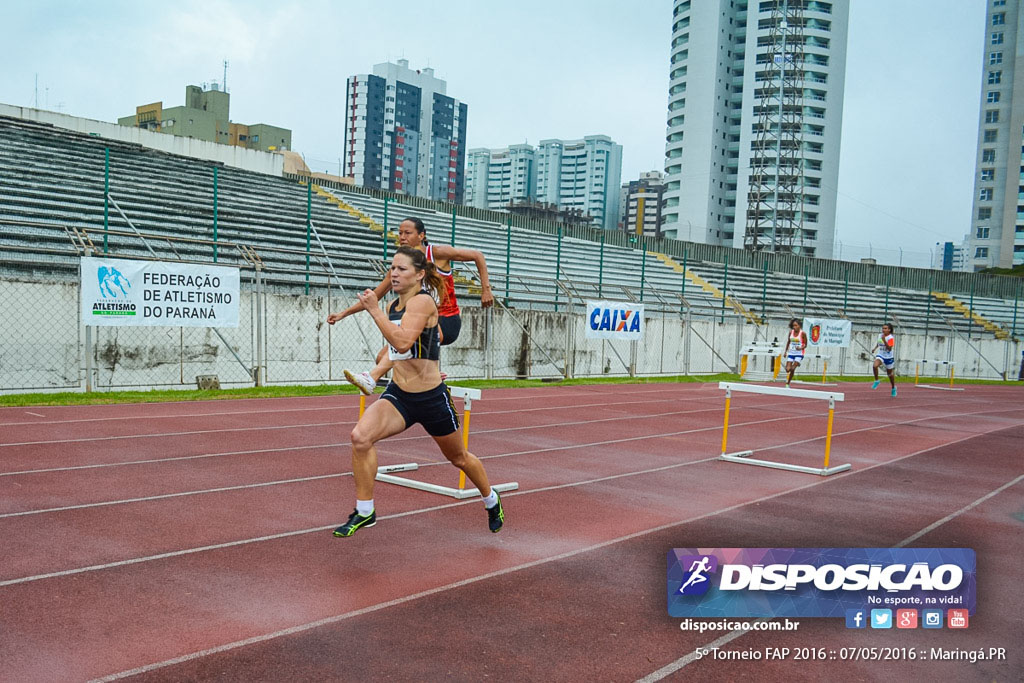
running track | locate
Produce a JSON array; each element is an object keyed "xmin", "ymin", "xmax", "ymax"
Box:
[{"xmin": 0, "ymin": 382, "xmax": 1021, "ymax": 682}]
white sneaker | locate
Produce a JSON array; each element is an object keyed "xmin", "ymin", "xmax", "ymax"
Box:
[{"xmin": 344, "ymin": 369, "xmax": 375, "ymax": 395}]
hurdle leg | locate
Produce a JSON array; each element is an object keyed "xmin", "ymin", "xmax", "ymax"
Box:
[
  {"xmin": 720, "ymin": 388, "xmax": 732, "ymax": 455},
  {"xmin": 823, "ymin": 398, "xmax": 836, "ymax": 468},
  {"xmin": 359, "ymin": 394, "xmax": 366, "ymax": 418},
  {"xmin": 821, "ymin": 360, "xmax": 828, "ymax": 385},
  {"xmin": 915, "ymin": 363, "xmax": 919, "ymax": 386},
  {"xmin": 458, "ymin": 407, "xmax": 471, "ymax": 490},
  {"xmin": 949, "ymin": 365, "xmax": 955, "ymax": 388}
]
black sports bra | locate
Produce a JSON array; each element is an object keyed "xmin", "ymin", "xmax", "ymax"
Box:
[{"xmin": 387, "ymin": 291, "xmax": 440, "ymax": 361}]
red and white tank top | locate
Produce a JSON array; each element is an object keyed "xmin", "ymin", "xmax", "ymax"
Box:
[{"xmin": 425, "ymin": 244, "xmax": 460, "ymax": 317}]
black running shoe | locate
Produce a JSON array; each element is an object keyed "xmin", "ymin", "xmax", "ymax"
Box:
[
  {"xmin": 333, "ymin": 509, "xmax": 376, "ymax": 537},
  {"xmin": 486, "ymin": 492, "xmax": 504, "ymax": 533}
]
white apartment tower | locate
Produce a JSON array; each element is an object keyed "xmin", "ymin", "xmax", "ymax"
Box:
[
  {"xmin": 662, "ymin": 0, "xmax": 848, "ymax": 258},
  {"xmin": 465, "ymin": 144, "xmax": 536, "ymax": 210},
  {"xmin": 535, "ymin": 136, "xmax": 623, "ymax": 231},
  {"xmin": 465, "ymin": 136, "xmax": 623, "ymax": 231},
  {"xmin": 967, "ymin": 0, "xmax": 1024, "ymax": 270}
]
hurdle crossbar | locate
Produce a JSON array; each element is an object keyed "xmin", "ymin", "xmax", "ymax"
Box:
[
  {"xmin": 914, "ymin": 360, "xmax": 962, "ymax": 391},
  {"xmin": 717, "ymin": 382, "xmax": 851, "ymax": 476},
  {"xmin": 373, "ymin": 386, "xmax": 520, "ymax": 499}
]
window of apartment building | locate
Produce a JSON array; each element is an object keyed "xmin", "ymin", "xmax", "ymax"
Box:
[
  {"xmin": 984, "ymin": 129, "xmax": 998, "ymax": 143},
  {"xmin": 992, "ymin": 32, "xmax": 1004, "ymax": 44},
  {"xmin": 980, "ymin": 188, "xmax": 993, "ymax": 201},
  {"xmin": 975, "ymin": 247, "xmax": 989, "ymax": 258},
  {"xmin": 983, "ymin": 149, "xmax": 996, "ymax": 163},
  {"xmin": 985, "ymin": 110, "xmax": 1000, "ymax": 123},
  {"xmin": 990, "ymin": 51, "xmax": 1003, "ymax": 65},
  {"xmin": 979, "ymin": 207, "xmax": 992, "ymax": 219},
  {"xmin": 994, "ymin": 0, "xmax": 1006, "ymax": 6},
  {"xmin": 977, "ymin": 227, "xmax": 991, "ymax": 239},
  {"xmin": 993, "ymin": 12, "xmax": 1005, "ymax": 25},
  {"xmin": 982, "ymin": 168, "xmax": 995, "ymax": 181},
  {"xmin": 988, "ymin": 70, "xmax": 1002, "ymax": 84},
  {"xmin": 988, "ymin": 91, "xmax": 1001, "ymax": 103}
]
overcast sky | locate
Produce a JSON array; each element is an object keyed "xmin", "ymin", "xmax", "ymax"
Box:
[{"xmin": 1, "ymin": 0, "xmax": 985, "ymax": 266}]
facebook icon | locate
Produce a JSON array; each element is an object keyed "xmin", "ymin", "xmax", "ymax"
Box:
[{"xmin": 845, "ymin": 609, "xmax": 866, "ymax": 629}]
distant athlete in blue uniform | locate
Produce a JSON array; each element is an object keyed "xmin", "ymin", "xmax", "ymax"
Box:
[{"xmin": 871, "ymin": 323, "xmax": 897, "ymax": 397}]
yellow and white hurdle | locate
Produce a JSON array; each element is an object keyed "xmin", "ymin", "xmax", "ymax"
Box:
[
  {"xmin": 914, "ymin": 359, "xmax": 962, "ymax": 391},
  {"xmin": 717, "ymin": 381, "xmax": 851, "ymax": 476},
  {"xmin": 357, "ymin": 386, "xmax": 520, "ymax": 500}
]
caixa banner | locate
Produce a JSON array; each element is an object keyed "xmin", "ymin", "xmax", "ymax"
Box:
[
  {"xmin": 585, "ymin": 301, "xmax": 644, "ymax": 341},
  {"xmin": 667, "ymin": 548, "xmax": 975, "ymax": 617}
]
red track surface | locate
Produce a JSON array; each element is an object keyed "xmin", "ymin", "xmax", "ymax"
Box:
[{"xmin": 0, "ymin": 382, "xmax": 1021, "ymax": 682}]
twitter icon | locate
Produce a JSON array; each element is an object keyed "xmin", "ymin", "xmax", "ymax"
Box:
[{"xmin": 870, "ymin": 609, "xmax": 892, "ymax": 629}]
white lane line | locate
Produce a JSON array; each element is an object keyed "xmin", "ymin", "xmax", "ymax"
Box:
[
  {"xmin": 634, "ymin": 473, "xmax": 1024, "ymax": 682},
  {"xmin": 7, "ymin": 407, "xmax": 1022, "ymax": 581},
  {"xmin": 0, "ymin": 385, "xmax": 705, "ymax": 427},
  {"xmin": 0, "ymin": 399, "xmax": 786, "ymax": 476},
  {"xmin": 0, "ymin": 395, "xmax": 708, "ymax": 447},
  {"xmin": 87, "ymin": 429, "xmax": 1014, "ymax": 683},
  {"xmin": 0, "ymin": 388, "xmax": 951, "ymax": 462},
  {"xmin": 4, "ymin": 401, "xmax": 1018, "ymax": 517}
]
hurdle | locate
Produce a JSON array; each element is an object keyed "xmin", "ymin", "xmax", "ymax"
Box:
[
  {"xmin": 365, "ymin": 386, "xmax": 520, "ymax": 499},
  {"xmin": 739, "ymin": 342, "xmax": 781, "ymax": 382},
  {"xmin": 788, "ymin": 352, "xmax": 838, "ymax": 387},
  {"xmin": 914, "ymin": 360, "xmax": 962, "ymax": 391},
  {"xmin": 717, "ymin": 382, "xmax": 851, "ymax": 476}
]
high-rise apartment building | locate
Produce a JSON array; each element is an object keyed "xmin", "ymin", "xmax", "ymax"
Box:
[
  {"xmin": 465, "ymin": 144, "xmax": 536, "ymax": 209},
  {"xmin": 967, "ymin": 0, "xmax": 1024, "ymax": 270},
  {"xmin": 344, "ymin": 60, "xmax": 467, "ymax": 203},
  {"xmin": 535, "ymin": 136, "xmax": 622, "ymax": 231},
  {"xmin": 662, "ymin": 0, "xmax": 848, "ymax": 259},
  {"xmin": 621, "ymin": 171, "xmax": 667, "ymax": 237},
  {"xmin": 465, "ymin": 136, "xmax": 622, "ymax": 231}
]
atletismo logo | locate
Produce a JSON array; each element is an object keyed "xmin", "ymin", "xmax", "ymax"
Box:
[
  {"xmin": 676, "ymin": 555, "xmax": 719, "ymax": 596},
  {"xmin": 98, "ymin": 266, "xmax": 131, "ymax": 298},
  {"xmin": 667, "ymin": 548, "xmax": 976, "ymax": 618}
]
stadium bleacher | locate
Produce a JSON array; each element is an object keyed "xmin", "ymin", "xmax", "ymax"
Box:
[{"xmin": 1, "ymin": 113, "xmax": 1019, "ymax": 340}]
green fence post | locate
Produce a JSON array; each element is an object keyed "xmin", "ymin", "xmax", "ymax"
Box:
[
  {"xmin": 843, "ymin": 269, "xmax": 849, "ymax": 315},
  {"xmin": 305, "ymin": 181, "xmax": 312, "ymax": 295},
  {"xmin": 967, "ymin": 278, "xmax": 975, "ymax": 339},
  {"xmin": 1012, "ymin": 280, "xmax": 1019, "ymax": 337},
  {"xmin": 505, "ymin": 215, "xmax": 511, "ymax": 306},
  {"xmin": 598, "ymin": 231, "xmax": 605, "ymax": 298},
  {"xmin": 680, "ymin": 248, "xmax": 688, "ymax": 314},
  {"xmin": 640, "ymin": 238, "xmax": 647, "ymax": 303},
  {"xmin": 924, "ymin": 271, "xmax": 933, "ymax": 337},
  {"xmin": 802, "ymin": 263, "xmax": 809, "ymax": 317},
  {"xmin": 212, "ymin": 166, "xmax": 219, "ymax": 262},
  {"xmin": 721, "ymin": 254, "xmax": 729, "ymax": 323},
  {"xmin": 761, "ymin": 259, "xmax": 769, "ymax": 319},
  {"xmin": 103, "ymin": 147, "xmax": 109, "ymax": 254},
  {"xmin": 383, "ymin": 197, "xmax": 389, "ymax": 261},
  {"xmin": 450, "ymin": 209, "xmax": 456, "ymax": 245},
  {"xmin": 554, "ymin": 226, "xmax": 563, "ymax": 312},
  {"xmin": 883, "ymin": 271, "xmax": 891, "ymax": 320}
]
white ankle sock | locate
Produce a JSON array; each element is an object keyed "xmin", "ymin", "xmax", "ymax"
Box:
[
  {"xmin": 482, "ymin": 490, "xmax": 499, "ymax": 509},
  {"xmin": 356, "ymin": 499, "xmax": 374, "ymax": 516}
]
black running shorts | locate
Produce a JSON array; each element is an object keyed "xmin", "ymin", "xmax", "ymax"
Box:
[{"xmin": 379, "ymin": 382, "xmax": 460, "ymax": 437}]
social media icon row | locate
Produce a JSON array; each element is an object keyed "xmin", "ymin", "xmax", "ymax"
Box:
[{"xmin": 845, "ymin": 609, "xmax": 968, "ymax": 629}]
